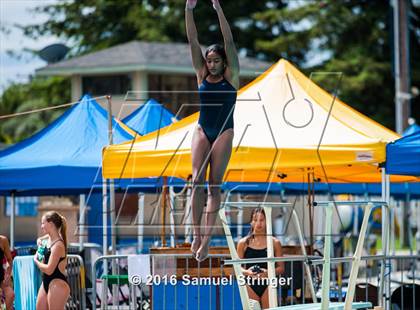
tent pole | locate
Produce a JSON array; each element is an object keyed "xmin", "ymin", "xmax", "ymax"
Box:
[
  {"xmin": 106, "ymin": 95, "xmax": 118, "ymax": 306},
  {"xmin": 106, "ymin": 95, "xmax": 116, "ymax": 255},
  {"xmin": 385, "ymin": 173, "xmax": 391, "ymax": 310},
  {"xmin": 185, "ymin": 182, "xmax": 192, "ymax": 244},
  {"xmin": 10, "ymin": 192, "xmax": 15, "ymax": 250},
  {"xmin": 102, "ymin": 180, "xmax": 108, "ymax": 255},
  {"xmin": 79, "ymin": 194, "xmax": 86, "ymax": 251},
  {"xmin": 378, "ymin": 169, "xmax": 385, "ymax": 307},
  {"xmin": 237, "ymin": 193, "xmax": 243, "ymax": 239},
  {"xmin": 161, "ymin": 177, "xmax": 168, "ymax": 247},
  {"xmin": 102, "ymin": 178, "xmax": 108, "ymax": 257},
  {"xmin": 109, "ymin": 180, "xmax": 116, "ymax": 256},
  {"xmin": 101, "ymin": 178, "xmax": 108, "ymax": 310},
  {"xmin": 308, "ymin": 170, "xmax": 314, "ymax": 255},
  {"xmin": 379, "ymin": 168, "xmax": 391, "ymax": 309},
  {"xmin": 169, "ymin": 186, "xmax": 176, "ymax": 247},
  {"xmin": 138, "ymin": 193, "xmax": 145, "ymax": 253},
  {"xmin": 416, "ymin": 184, "xmax": 420, "ymax": 255}
]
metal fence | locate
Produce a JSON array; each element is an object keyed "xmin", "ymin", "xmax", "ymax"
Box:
[
  {"xmin": 14, "ymin": 245, "xmax": 420, "ymax": 309},
  {"xmin": 12, "ymin": 249, "xmax": 86, "ymax": 310},
  {"xmin": 90, "ymin": 253, "xmax": 420, "ymax": 310},
  {"xmin": 91, "ymin": 253, "xmax": 323, "ymax": 310},
  {"xmin": 66, "ymin": 254, "xmax": 87, "ymax": 310}
]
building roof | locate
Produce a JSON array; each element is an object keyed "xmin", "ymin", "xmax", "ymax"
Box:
[{"xmin": 36, "ymin": 41, "xmax": 272, "ymax": 77}]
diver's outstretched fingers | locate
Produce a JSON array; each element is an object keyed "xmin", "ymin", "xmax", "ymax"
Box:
[
  {"xmin": 211, "ymin": 0, "xmax": 221, "ymax": 10},
  {"xmin": 186, "ymin": 0, "xmax": 198, "ymax": 9}
]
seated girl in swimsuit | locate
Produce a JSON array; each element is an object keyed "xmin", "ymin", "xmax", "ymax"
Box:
[
  {"xmin": 34, "ymin": 211, "xmax": 70, "ymax": 310},
  {"xmin": 237, "ymin": 208, "xmax": 284, "ymax": 309}
]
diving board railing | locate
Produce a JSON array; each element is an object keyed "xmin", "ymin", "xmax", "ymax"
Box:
[
  {"xmin": 221, "ymin": 200, "xmax": 390, "ymax": 310},
  {"xmin": 313, "ymin": 201, "xmax": 391, "ymax": 310},
  {"xmin": 219, "ymin": 201, "xmax": 317, "ymax": 309},
  {"xmin": 313, "ymin": 201, "xmax": 379, "ymax": 310}
]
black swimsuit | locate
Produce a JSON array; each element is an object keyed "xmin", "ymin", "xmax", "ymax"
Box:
[
  {"xmin": 42, "ymin": 240, "xmax": 68, "ymax": 293},
  {"xmin": 244, "ymin": 247, "xmax": 268, "ymax": 297},
  {"xmin": 198, "ymin": 77, "xmax": 237, "ymax": 144}
]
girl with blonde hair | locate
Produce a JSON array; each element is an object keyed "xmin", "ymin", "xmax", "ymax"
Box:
[{"xmin": 34, "ymin": 211, "xmax": 70, "ymax": 310}]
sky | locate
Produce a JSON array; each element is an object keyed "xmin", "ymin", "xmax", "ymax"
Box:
[{"xmin": 0, "ymin": 0, "xmax": 60, "ymax": 94}]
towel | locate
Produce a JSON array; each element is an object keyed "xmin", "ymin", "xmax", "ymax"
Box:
[{"xmin": 13, "ymin": 256, "xmax": 41, "ymax": 310}]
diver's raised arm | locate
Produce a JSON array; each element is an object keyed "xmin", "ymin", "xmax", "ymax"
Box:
[{"xmin": 186, "ymin": 0, "xmax": 206, "ymax": 80}]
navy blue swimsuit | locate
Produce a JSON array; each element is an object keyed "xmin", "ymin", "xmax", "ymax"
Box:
[{"xmin": 198, "ymin": 77, "xmax": 237, "ymax": 144}]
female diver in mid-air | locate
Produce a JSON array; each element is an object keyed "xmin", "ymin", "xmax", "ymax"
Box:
[{"xmin": 185, "ymin": 0, "xmax": 240, "ymax": 262}]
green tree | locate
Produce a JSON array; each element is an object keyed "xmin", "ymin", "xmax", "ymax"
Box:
[
  {"xmin": 0, "ymin": 77, "xmax": 70, "ymax": 143},
  {"xmin": 2, "ymin": 0, "xmax": 285, "ymax": 143},
  {"xmin": 22, "ymin": 0, "xmax": 284, "ymax": 57},
  {"xmin": 254, "ymin": 0, "xmax": 420, "ymax": 129},
  {"xmin": 3, "ymin": 0, "xmax": 419, "ymax": 142}
]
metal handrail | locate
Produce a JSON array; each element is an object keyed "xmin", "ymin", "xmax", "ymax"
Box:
[{"xmin": 225, "ymin": 255, "xmax": 322, "ymax": 265}]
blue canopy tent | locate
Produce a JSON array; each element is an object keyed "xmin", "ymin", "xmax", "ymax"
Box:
[
  {"xmin": 0, "ymin": 94, "xmax": 181, "ymax": 196},
  {"xmin": 403, "ymin": 123, "xmax": 420, "ymax": 136},
  {"xmin": 0, "ymin": 95, "xmax": 136, "ymax": 195},
  {"xmin": 122, "ymin": 98, "xmax": 177, "ymax": 135},
  {"xmin": 385, "ymin": 129, "xmax": 420, "ymax": 249},
  {"xmin": 0, "ymin": 95, "xmax": 130, "ymax": 248},
  {"xmin": 0, "ymin": 95, "xmax": 183, "ymax": 248},
  {"xmin": 386, "ymin": 130, "xmax": 420, "ymax": 177}
]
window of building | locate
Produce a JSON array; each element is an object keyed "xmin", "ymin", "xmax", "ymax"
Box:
[{"xmin": 148, "ymin": 74, "xmax": 198, "ymax": 118}]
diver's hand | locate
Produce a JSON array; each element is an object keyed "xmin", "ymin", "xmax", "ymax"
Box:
[
  {"xmin": 186, "ymin": 0, "xmax": 197, "ymax": 9},
  {"xmin": 243, "ymin": 267, "xmax": 257, "ymax": 278},
  {"xmin": 211, "ymin": 0, "xmax": 221, "ymax": 11},
  {"xmin": 260, "ymin": 268, "xmax": 268, "ymax": 278}
]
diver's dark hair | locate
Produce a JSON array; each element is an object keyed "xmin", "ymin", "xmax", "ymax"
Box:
[
  {"xmin": 245, "ymin": 207, "xmax": 266, "ymax": 246},
  {"xmin": 205, "ymin": 44, "xmax": 227, "ymax": 62}
]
